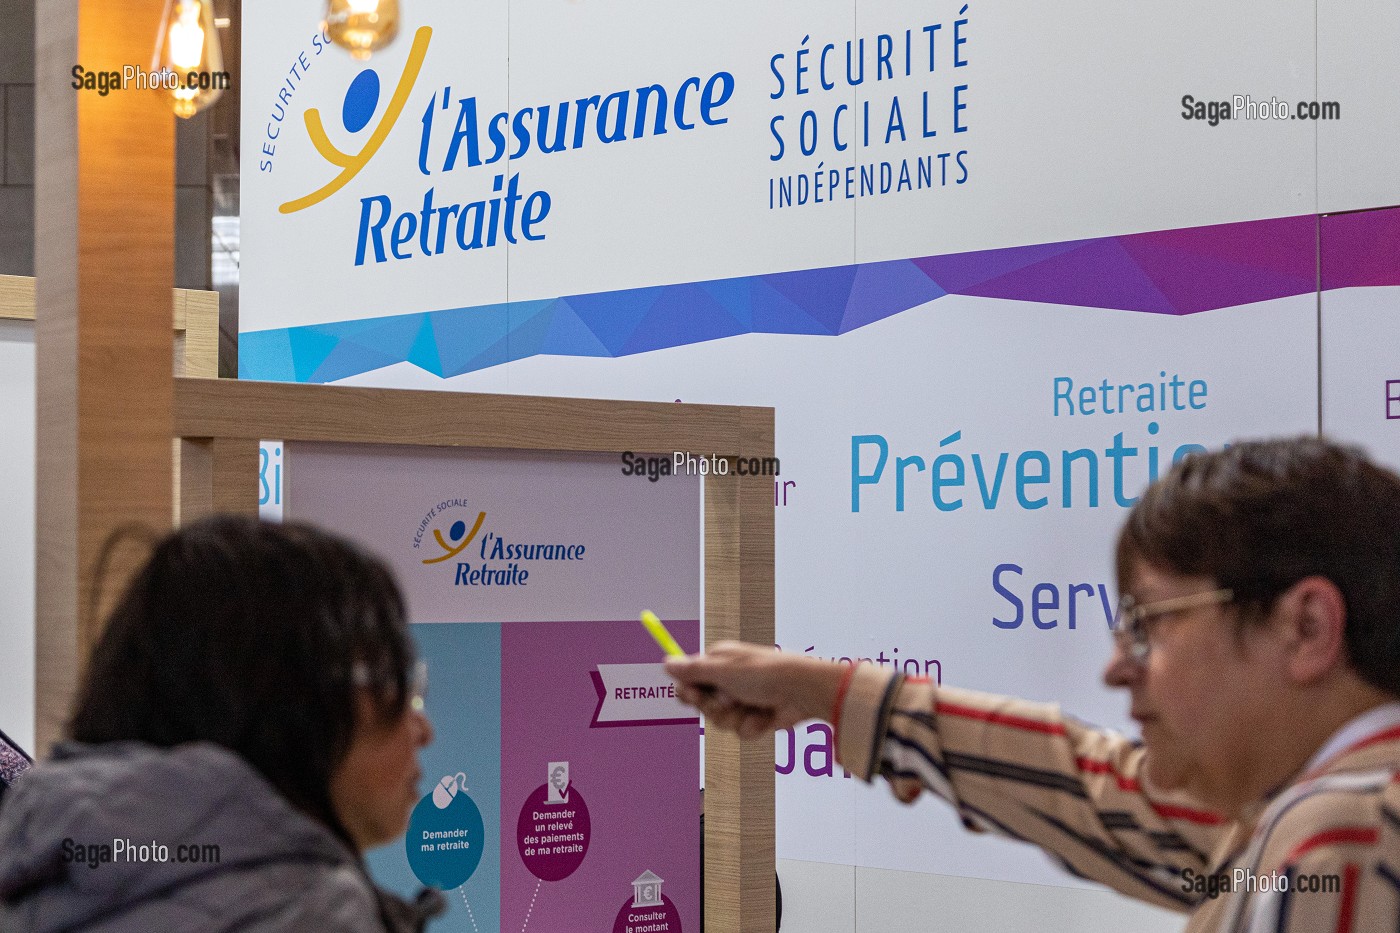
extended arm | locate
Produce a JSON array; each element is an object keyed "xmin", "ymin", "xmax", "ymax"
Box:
[{"xmin": 668, "ymin": 643, "xmax": 1230, "ymax": 912}]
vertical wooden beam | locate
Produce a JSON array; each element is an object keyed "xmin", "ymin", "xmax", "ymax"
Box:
[
  {"xmin": 35, "ymin": 0, "xmax": 175, "ymax": 754},
  {"xmin": 178, "ymin": 437, "xmax": 256, "ymax": 519},
  {"xmin": 703, "ymin": 466, "xmax": 742, "ymax": 933},
  {"xmin": 704, "ymin": 406, "xmax": 776, "ymax": 933},
  {"xmin": 173, "ymin": 287, "xmax": 219, "ymax": 379},
  {"xmin": 211, "ymin": 439, "xmax": 261, "ymax": 517},
  {"xmin": 171, "ymin": 289, "xmax": 219, "ymax": 520},
  {"xmin": 178, "ymin": 437, "xmax": 215, "ymax": 522},
  {"xmin": 736, "ymin": 406, "xmax": 777, "ymax": 931}
]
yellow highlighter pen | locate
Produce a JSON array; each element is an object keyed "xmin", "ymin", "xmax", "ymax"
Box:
[{"xmin": 640, "ymin": 610, "xmax": 686, "ymax": 658}]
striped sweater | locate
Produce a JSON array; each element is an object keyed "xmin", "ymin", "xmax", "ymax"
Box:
[{"xmin": 835, "ymin": 666, "xmax": 1400, "ymax": 933}]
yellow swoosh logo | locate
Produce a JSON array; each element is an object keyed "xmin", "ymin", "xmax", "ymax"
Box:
[{"xmin": 280, "ymin": 25, "xmax": 433, "ymax": 214}]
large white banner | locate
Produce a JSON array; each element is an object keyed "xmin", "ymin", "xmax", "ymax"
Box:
[
  {"xmin": 240, "ymin": 1, "xmax": 1335, "ymax": 340},
  {"xmin": 1319, "ymin": 210, "xmax": 1400, "ymax": 473},
  {"xmin": 240, "ymin": 2, "xmax": 1400, "ymax": 929}
]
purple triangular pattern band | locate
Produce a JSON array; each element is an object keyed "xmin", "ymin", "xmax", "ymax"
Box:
[{"xmin": 239, "ymin": 208, "xmax": 1399, "ymax": 384}]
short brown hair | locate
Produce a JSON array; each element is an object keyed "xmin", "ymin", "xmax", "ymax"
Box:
[{"xmin": 1117, "ymin": 436, "xmax": 1400, "ymax": 697}]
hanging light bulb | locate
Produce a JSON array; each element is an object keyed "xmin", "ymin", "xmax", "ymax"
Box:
[
  {"xmin": 324, "ymin": 0, "xmax": 401, "ymax": 60},
  {"xmin": 152, "ymin": 0, "xmax": 224, "ymax": 118}
]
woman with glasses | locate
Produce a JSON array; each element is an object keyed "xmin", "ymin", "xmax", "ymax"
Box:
[
  {"xmin": 667, "ymin": 437, "xmax": 1400, "ymax": 933},
  {"xmin": 0, "ymin": 516, "xmax": 441, "ymax": 932}
]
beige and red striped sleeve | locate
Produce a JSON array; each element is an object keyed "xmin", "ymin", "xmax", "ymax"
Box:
[
  {"xmin": 1229, "ymin": 772, "xmax": 1400, "ymax": 933},
  {"xmin": 834, "ymin": 664, "xmax": 1230, "ymax": 911}
]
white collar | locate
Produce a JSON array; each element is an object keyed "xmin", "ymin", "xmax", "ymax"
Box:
[{"xmin": 1300, "ymin": 701, "xmax": 1400, "ymax": 775}]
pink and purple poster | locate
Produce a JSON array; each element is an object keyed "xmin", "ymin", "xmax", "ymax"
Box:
[{"xmin": 286, "ymin": 443, "xmax": 702, "ymax": 932}]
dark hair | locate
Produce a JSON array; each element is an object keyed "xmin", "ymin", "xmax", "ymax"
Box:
[
  {"xmin": 1117, "ymin": 436, "xmax": 1400, "ymax": 697},
  {"xmin": 69, "ymin": 515, "xmax": 414, "ymax": 844}
]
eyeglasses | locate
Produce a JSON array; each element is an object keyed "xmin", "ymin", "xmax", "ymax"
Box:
[
  {"xmin": 1112, "ymin": 588, "xmax": 1233, "ymax": 663},
  {"xmin": 352, "ymin": 659, "xmax": 429, "ymax": 712}
]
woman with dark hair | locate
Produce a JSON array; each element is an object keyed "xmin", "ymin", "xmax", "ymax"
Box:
[{"xmin": 0, "ymin": 516, "xmax": 443, "ymax": 932}]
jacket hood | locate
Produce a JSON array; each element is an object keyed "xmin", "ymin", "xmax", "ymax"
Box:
[{"xmin": 0, "ymin": 741, "xmax": 353, "ymax": 928}]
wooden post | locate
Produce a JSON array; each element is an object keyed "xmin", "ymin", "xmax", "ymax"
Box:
[
  {"xmin": 178, "ymin": 438, "xmax": 260, "ymax": 522},
  {"xmin": 34, "ymin": 1, "xmax": 175, "ymax": 754},
  {"xmin": 704, "ymin": 406, "xmax": 777, "ymax": 933}
]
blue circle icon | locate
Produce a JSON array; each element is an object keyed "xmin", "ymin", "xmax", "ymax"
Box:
[
  {"xmin": 449, "ymin": 520, "xmax": 467, "ymax": 542},
  {"xmin": 406, "ymin": 787, "xmax": 484, "ymax": 889},
  {"xmin": 342, "ymin": 69, "xmax": 381, "ymax": 134}
]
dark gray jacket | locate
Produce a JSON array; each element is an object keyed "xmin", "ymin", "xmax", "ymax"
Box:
[{"xmin": 0, "ymin": 742, "xmax": 442, "ymax": 932}]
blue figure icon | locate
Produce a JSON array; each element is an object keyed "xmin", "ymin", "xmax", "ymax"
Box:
[{"xmin": 342, "ymin": 68, "xmax": 381, "ymax": 133}]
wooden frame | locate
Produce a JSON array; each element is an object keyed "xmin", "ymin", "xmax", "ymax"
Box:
[
  {"xmin": 0, "ymin": 274, "xmax": 219, "ymax": 379},
  {"xmin": 172, "ymin": 377, "xmax": 776, "ymax": 933}
]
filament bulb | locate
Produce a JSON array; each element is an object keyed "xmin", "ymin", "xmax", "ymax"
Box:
[
  {"xmin": 152, "ymin": 0, "xmax": 225, "ymax": 118},
  {"xmin": 324, "ymin": 0, "xmax": 402, "ymax": 60}
]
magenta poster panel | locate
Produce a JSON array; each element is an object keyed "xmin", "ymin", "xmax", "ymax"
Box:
[
  {"xmin": 501, "ymin": 619, "xmax": 700, "ymax": 933},
  {"xmin": 288, "ymin": 442, "xmax": 703, "ymax": 931}
]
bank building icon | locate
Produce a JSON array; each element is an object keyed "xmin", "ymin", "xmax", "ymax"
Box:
[{"xmin": 631, "ymin": 870, "xmax": 664, "ymax": 908}]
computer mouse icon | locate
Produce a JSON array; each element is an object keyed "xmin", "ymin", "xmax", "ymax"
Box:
[{"xmin": 433, "ymin": 771, "xmax": 469, "ymax": 809}]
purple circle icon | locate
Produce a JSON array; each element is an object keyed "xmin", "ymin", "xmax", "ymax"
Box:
[{"xmin": 516, "ymin": 783, "xmax": 590, "ymax": 881}]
